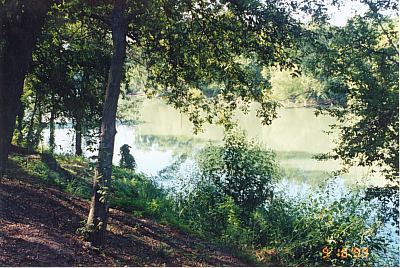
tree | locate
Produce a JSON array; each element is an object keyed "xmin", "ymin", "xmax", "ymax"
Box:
[
  {"xmin": 26, "ymin": 6, "xmax": 111, "ymax": 155},
  {"xmin": 0, "ymin": 0, "xmax": 52, "ymax": 175},
  {"xmin": 301, "ymin": 5, "xmax": 398, "ymax": 219},
  {"xmin": 83, "ymin": 0, "xmax": 304, "ymax": 246},
  {"xmin": 86, "ymin": 0, "xmax": 127, "ymax": 246},
  {"xmin": 309, "ymin": 17, "xmax": 398, "ymax": 180}
]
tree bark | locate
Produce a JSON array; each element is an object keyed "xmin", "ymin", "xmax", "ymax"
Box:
[
  {"xmin": 32, "ymin": 105, "xmax": 44, "ymax": 150},
  {"xmin": 15, "ymin": 102, "xmax": 25, "ymax": 146},
  {"xmin": 86, "ymin": 0, "xmax": 127, "ymax": 247},
  {"xmin": 0, "ymin": 0, "xmax": 51, "ymax": 176},
  {"xmin": 26, "ymin": 94, "xmax": 39, "ymax": 149},
  {"xmin": 49, "ymin": 105, "xmax": 56, "ymax": 153},
  {"xmin": 74, "ymin": 119, "xmax": 83, "ymax": 156}
]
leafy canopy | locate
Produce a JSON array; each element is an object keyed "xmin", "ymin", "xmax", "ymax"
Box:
[
  {"xmin": 130, "ymin": 0, "xmax": 303, "ymax": 130},
  {"xmin": 304, "ymin": 15, "xmax": 399, "ymax": 182}
]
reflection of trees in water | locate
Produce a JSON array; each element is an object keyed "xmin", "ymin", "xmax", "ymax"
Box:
[
  {"xmin": 134, "ymin": 134, "xmax": 214, "ymax": 185},
  {"xmin": 281, "ymin": 168, "xmax": 330, "ymax": 187},
  {"xmin": 275, "ymin": 150, "xmax": 315, "ymax": 160},
  {"xmin": 276, "ymin": 150, "xmax": 329, "ymax": 187},
  {"xmin": 157, "ymin": 154, "xmax": 190, "ymax": 182},
  {"xmin": 134, "ymin": 134, "xmax": 214, "ymax": 156},
  {"xmin": 134, "ymin": 134, "xmax": 370, "ymax": 189}
]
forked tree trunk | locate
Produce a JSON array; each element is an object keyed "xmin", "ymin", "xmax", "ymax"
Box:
[
  {"xmin": 86, "ymin": 0, "xmax": 127, "ymax": 247},
  {"xmin": 0, "ymin": 0, "xmax": 51, "ymax": 176}
]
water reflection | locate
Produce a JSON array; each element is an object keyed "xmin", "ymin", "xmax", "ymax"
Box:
[
  {"xmin": 44, "ymin": 98, "xmax": 380, "ymax": 186},
  {"xmin": 134, "ymin": 134, "xmax": 207, "ymax": 154}
]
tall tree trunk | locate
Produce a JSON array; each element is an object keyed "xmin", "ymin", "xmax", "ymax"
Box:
[
  {"xmin": 15, "ymin": 103, "xmax": 25, "ymax": 146},
  {"xmin": 86, "ymin": 0, "xmax": 127, "ymax": 247},
  {"xmin": 48, "ymin": 90, "xmax": 56, "ymax": 152},
  {"xmin": 32, "ymin": 105, "xmax": 44, "ymax": 150},
  {"xmin": 0, "ymin": 0, "xmax": 51, "ymax": 176},
  {"xmin": 74, "ymin": 119, "xmax": 83, "ymax": 156},
  {"xmin": 49, "ymin": 106, "xmax": 56, "ymax": 153},
  {"xmin": 27, "ymin": 94, "xmax": 39, "ymax": 149}
]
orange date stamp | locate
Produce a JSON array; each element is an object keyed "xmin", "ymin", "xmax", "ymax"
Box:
[{"xmin": 322, "ymin": 246, "xmax": 369, "ymax": 260}]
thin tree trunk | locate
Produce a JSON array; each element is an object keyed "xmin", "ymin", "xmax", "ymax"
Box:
[
  {"xmin": 86, "ymin": 0, "xmax": 127, "ymax": 247},
  {"xmin": 48, "ymin": 90, "xmax": 56, "ymax": 152},
  {"xmin": 0, "ymin": 0, "xmax": 51, "ymax": 176},
  {"xmin": 27, "ymin": 94, "xmax": 39, "ymax": 149},
  {"xmin": 49, "ymin": 106, "xmax": 56, "ymax": 153},
  {"xmin": 32, "ymin": 105, "xmax": 44, "ymax": 150},
  {"xmin": 16, "ymin": 103, "xmax": 25, "ymax": 146},
  {"xmin": 75, "ymin": 119, "xmax": 83, "ymax": 156}
]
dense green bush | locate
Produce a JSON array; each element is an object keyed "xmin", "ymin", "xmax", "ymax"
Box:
[
  {"xmin": 197, "ymin": 129, "xmax": 280, "ymax": 217},
  {"xmin": 169, "ymin": 131, "xmax": 389, "ymax": 266},
  {"xmin": 174, "ymin": 179, "xmax": 239, "ymax": 236}
]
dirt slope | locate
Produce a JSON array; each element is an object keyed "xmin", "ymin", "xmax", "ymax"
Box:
[{"xmin": 0, "ymin": 174, "xmax": 249, "ymax": 266}]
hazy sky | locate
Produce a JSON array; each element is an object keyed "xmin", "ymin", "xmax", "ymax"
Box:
[
  {"xmin": 292, "ymin": 0, "xmax": 370, "ymax": 26},
  {"xmin": 328, "ymin": 1, "xmax": 369, "ymax": 26}
]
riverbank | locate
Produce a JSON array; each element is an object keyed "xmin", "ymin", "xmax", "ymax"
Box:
[
  {"xmin": 0, "ymin": 152, "xmax": 258, "ymax": 266},
  {"xmin": 3, "ymin": 145, "xmax": 397, "ymax": 266}
]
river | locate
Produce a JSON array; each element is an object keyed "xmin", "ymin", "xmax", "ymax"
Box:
[{"xmin": 44, "ymin": 98, "xmax": 380, "ymax": 187}]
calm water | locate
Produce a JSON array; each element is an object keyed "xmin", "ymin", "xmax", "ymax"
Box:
[{"xmin": 45, "ymin": 98, "xmax": 380, "ymax": 187}]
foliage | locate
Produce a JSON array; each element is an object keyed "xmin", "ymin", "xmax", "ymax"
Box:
[
  {"xmin": 174, "ymin": 177, "xmax": 235, "ymax": 236},
  {"xmin": 197, "ymin": 129, "xmax": 280, "ymax": 216},
  {"xmin": 304, "ymin": 16, "xmax": 399, "ymax": 182},
  {"xmin": 116, "ymin": 96, "xmax": 142, "ymax": 125},
  {"xmin": 268, "ymin": 68, "xmax": 343, "ymax": 106},
  {"xmin": 10, "ymin": 154, "xmax": 92, "ymax": 198},
  {"xmin": 119, "ymin": 144, "xmax": 136, "ymax": 170},
  {"xmin": 9, "ymin": 153, "xmax": 176, "ymax": 223},
  {"xmin": 4, "ymin": 0, "xmax": 398, "ymax": 260},
  {"xmin": 136, "ymin": 0, "xmax": 304, "ymax": 131},
  {"xmin": 18, "ymin": 3, "xmax": 112, "ymax": 152},
  {"xmin": 301, "ymin": 13, "xmax": 399, "ymax": 221},
  {"xmin": 172, "ymin": 166, "xmax": 390, "ymax": 265},
  {"xmin": 116, "ymin": 54, "xmax": 146, "ymax": 125},
  {"xmin": 254, "ymin": 187, "xmax": 386, "ymax": 266}
]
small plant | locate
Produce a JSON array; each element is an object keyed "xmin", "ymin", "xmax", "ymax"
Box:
[
  {"xmin": 154, "ymin": 242, "xmax": 174, "ymax": 259},
  {"xmin": 76, "ymin": 220, "xmax": 95, "ymax": 241},
  {"xmin": 119, "ymin": 144, "xmax": 136, "ymax": 170}
]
